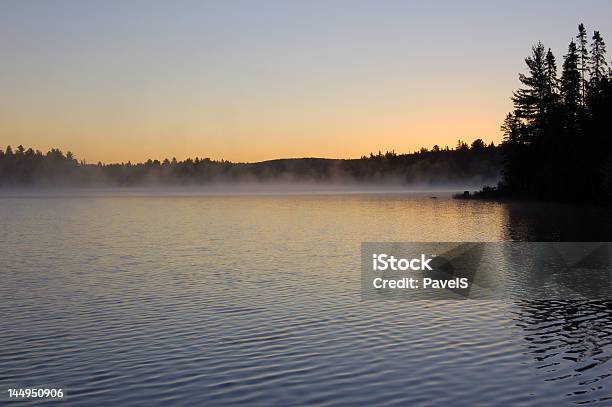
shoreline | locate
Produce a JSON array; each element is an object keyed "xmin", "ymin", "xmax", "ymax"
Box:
[{"xmin": 454, "ymin": 188, "xmax": 612, "ymax": 206}]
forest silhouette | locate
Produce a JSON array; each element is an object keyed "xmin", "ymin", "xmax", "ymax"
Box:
[
  {"xmin": 1, "ymin": 23, "xmax": 610, "ymax": 198},
  {"xmin": 476, "ymin": 23, "xmax": 612, "ymax": 201},
  {"xmin": 0, "ymin": 140, "xmax": 499, "ymax": 187}
]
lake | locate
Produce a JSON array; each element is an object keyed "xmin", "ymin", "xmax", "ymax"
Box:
[{"xmin": 2, "ymin": 190, "xmax": 612, "ymax": 406}]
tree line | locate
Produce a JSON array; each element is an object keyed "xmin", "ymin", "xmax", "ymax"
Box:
[
  {"xmin": 0, "ymin": 140, "xmax": 500, "ymax": 187},
  {"xmin": 490, "ymin": 23, "xmax": 612, "ymax": 201}
]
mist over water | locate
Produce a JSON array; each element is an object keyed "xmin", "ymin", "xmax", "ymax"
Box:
[
  {"xmin": 0, "ymin": 182, "xmax": 492, "ymax": 198},
  {"xmin": 2, "ymin": 193, "xmax": 612, "ymax": 406},
  {"xmin": 0, "ymin": 144, "xmax": 502, "ymax": 190}
]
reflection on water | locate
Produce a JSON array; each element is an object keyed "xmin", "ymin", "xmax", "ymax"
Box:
[
  {"xmin": 512, "ymin": 300, "xmax": 612, "ymax": 405},
  {"xmin": 1, "ymin": 192, "xmax": 612, "ymax": 405},
  {"xmin": 503, "ymin": 201, "xmax": 612, "ymax": 241}
]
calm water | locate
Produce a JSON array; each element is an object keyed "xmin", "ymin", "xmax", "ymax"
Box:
[{"xmin": 2, "ymin": 191, "xmax": 612, "ymax": 406}]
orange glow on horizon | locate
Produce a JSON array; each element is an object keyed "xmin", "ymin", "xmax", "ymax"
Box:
[{"xmin": 0, "ymin": 94, "xmax": 508, "ymax": 164}]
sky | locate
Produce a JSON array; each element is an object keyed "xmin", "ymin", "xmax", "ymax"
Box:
[{"xmin": 1, "ymin": 1, "xmax": 611, "ymax": 163}]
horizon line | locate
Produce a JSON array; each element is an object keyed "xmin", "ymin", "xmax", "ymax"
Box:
[{"xmin": 2, "ymin": 139, "xmax": 498, "ymax": 166}]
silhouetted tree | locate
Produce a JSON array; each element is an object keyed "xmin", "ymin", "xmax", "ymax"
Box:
[
  {"xmin": 512, "ymin": 42, "xmax": 549, "ymax": 134},
  {"xmin": 577, "ymin": 23, "xmax": 589, "ymax": 106},
  {"xmin": 545, "ymin": 48, "xmax": 560, "ymax": 107},
  {"xmin": 456, "ymin": 140, "xmax": 469, "ymax": 151},
  {"xmin": 494, "ymin": 24, "xmax": 612, "ymax": 201},
  {"xmin": 561, "ymin": 41, "xmax": 581, "ymax": 126},
  {"xmin": 500, "ymin": 112, "xmax": 526, "ymax": 192},
  {"xmin": 590, "ymin": 31, "xmax": 608, "ymax": 86},
  {"xmin": 470, "ymin": 139, "xmax": 486, "ymax": 150}
]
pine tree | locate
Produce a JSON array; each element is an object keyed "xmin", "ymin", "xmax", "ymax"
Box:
[
  {"xmin": 512, "ymin": 42, "xmax": 549, "ymax": 134},
  {"xmin": 545, "ymin": 48, "xmax": 559, "ymax": 106},
  {"xmin": 590, "ymin": 31, "xmax": 608, "ymax": 85},
  {"xmin": 561, "ymin": 41, "xmax": 580, "ymax": 120},
  {"xmin": 500, "ymin": 112, "xmax": 525, "ymax": 192},
  {"xmin": 501, "ymin": 112, "xmax": 521, "ymax": 143},
  {"xmin": 576, "ymin": 23, "xmax": 589, "ymax": 106}
]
